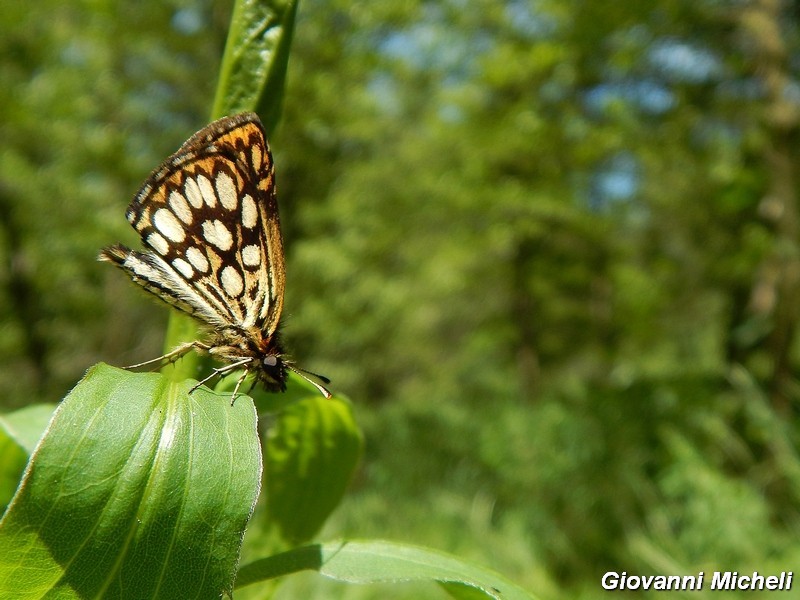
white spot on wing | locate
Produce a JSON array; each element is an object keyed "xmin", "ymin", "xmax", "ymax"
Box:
[
  {"xmin": 169, "ymin": 191, "xmax": 193, "ymax": 224},
  {"xmin": 185, "ymin": 246, "xmax": 209, "ymax": 273},
  {"xmin": 251, "ymin": 145, "xmax": 262, "ymax": 171},
  {"xmin": 220, "ymin": 265, "xmax": 244, "ymax": 296},
  {"xmin": 197, "ymin": 174, "xmax": 217, "ymax": 207},
  {"xmin": 216, "ymin": 172, "xmax": 238, "ymax": 210},
  {"xmin": 242, "ymin": 244, "xmax": 260, "ymax": 267},
  {"xmin": 147, "ymin": 232, "xmax": 169, "ymax": 255},
  {"xmin": 184, "ymin": 178, "xmax": 203, "ymax": 208},
  {"xmin": 153, "ymin": 208, "xmax": 186, "ymax": 243},
  {"xmin": 241, "ymin": 195, "xmax": 258, "ymax": 229},
  {"xmin": 202, "ymin": 220, "xmax": 233, "ymax": 251},
  {"xmin": 172, "ymin": 257, "xmax": 194, "ymax": 279}
]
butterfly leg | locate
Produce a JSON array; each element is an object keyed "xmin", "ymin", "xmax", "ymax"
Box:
[
  {"xmin": 229, "ymin": 369, "xmax": 250, "ymax": 406},
  {"xmin": 188, "ymin": 356, "xmax": 253, "ymax": 396},
  {"xmin": 124, "ymin": 340, "xmax": 211, "ymax": 370}
]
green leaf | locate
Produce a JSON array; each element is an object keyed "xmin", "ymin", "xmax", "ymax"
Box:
[
  {"xmin": 235, "ymin": 540, "xmax": 538, "ymax": 600},
  {"xmin": 0, "ymin": 434, "xmax": 26, "ymax": 514},
  {"xmin": 0, "ymin": 404, "xmax": 57, "ymax": 513},
  {"xmin": 0, "ymin": 403, "xmax": 57, "ymax": 455},
  {"xmin": 0, "ymin": 363, "xmax": 262, "ymax": 600},
  {"xmin": 212, "ymin": 0, "xmax": 299, "ymax": 133},
  {"xmin": 265, "ymin": 396, "xmax": 363, "ymax": 544}
]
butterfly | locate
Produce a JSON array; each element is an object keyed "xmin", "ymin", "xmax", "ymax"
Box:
[{"xmin": 100, "ymin": 112, "xmax": 330, "ymax": 399}]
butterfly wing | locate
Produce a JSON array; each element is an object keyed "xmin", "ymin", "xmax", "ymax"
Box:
[{"xmin": 100, "ymin": 113, "xmax": 285, "ymax": 338}]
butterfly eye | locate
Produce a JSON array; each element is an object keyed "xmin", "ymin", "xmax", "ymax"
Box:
[{"xmin": 263, "ymin": 356, "xmax": 278, "ymax": 367}]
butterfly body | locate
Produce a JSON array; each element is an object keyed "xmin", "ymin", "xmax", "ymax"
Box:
[
  {"xmin": 101, "ymin": 113, "xmax": 327, "ymax": 397},
  {"xmin": 207, "ymin": 325, "xmax": 287, "ymax": 392}
]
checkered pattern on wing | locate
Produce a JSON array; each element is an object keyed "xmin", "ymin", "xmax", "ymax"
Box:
[
  {"xmin": 99, "ymin": 112, "xmax": 311, "ymax": 396},
  {"xmin": 116, "ymin": 114, "xmax": 284, "ymax": 336}
]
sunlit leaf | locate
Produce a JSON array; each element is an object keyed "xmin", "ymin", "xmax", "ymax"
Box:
[
  {"xmin": 0, "ymin": 404, "xmax": 57, "ymax": 511},
  {"xmin": 265, "ymin": 395, "xmax": 363, "ymax": 544},
  {"xmin": 0, "ymin": 364, "xmax": 261, "ymax": 599},
  {"xmin": 235, "ymin": 540, "xmax": 538, "ymax": 599},
  {"xmin": 0, "ymin": 403, "xmax": 57, "ymax": 455},
  {"xmin": 212, "ymin": 0, "xmax": 298, "ymax": 133}
]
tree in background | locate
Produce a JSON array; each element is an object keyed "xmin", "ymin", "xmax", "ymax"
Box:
[{"xmin": 2, "ymin": 1, "xmax": 800, "ymax": 597}]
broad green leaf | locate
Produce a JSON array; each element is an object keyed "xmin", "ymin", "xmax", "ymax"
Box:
[
  {"xmin": 0, "ymin": 404, "xmax": 57, "ymax": 511},
  {"xmin": 234, "ymin": 540, "xmax": 538, "ymax": 600},
  {"xmin": 0, "ymin": 403, "xmax": 57, "ymax": 455},
  {"xmin": 265, "ymin": 396, "xmax": 363, "ymax": 544},
  {"xmin": 212, "ymin": 0, "xmax": 299, "ymax": 133},
  {"xmin": 0, "ymin": 434, "xmax": 27, "ymax": 514},
  {"xmin": 0, "ymin": 363, "xmax": 262, "ymax": 600}
]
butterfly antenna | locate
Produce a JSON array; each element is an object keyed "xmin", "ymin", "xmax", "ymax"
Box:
[{"xmin": 287, "ymin": 364, "xmax": 332, "ymax": 399}]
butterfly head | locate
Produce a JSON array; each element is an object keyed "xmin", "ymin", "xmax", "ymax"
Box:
[{"xmin": 259, "ymin": 353, "xmax": 288, "ymax": 393}]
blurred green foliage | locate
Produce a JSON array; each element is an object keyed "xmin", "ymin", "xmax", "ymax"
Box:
[{"xmin": 2, "ymin": 0, "xmax": 800, "ymax": 598}]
